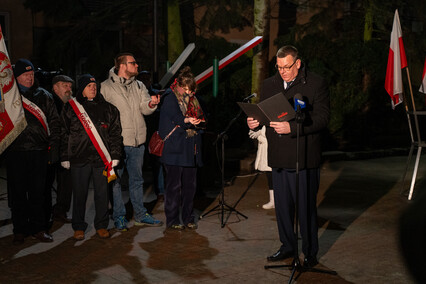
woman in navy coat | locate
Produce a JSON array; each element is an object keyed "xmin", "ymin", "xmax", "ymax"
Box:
[{"xmin": 158, "ymin": 67, "xmax": 205, "ymax": 230}]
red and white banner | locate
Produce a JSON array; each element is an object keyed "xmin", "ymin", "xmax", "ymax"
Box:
[
  {"xmin": 195, "ymin": 36, "xmax": 263, "ymax": 84},
  {"xmin": 69, "ymin": 98, "xmax": 116, "ymax": 182},
  {"xmin": 384, "ymin": 9, "xmax": 407, "ymax": 109},
  {"xmin": 21, "ymin": 96, "xmax": 50, "ymax": 135},
  {"xmin": 0, "ymin": 25, "xmax": 27, "ymax": 154},
  {"xmin": 419, "ymin": 57, "xmax": 426, "ymax": 94}
]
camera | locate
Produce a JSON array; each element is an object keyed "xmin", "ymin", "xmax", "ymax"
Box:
[{"xmin": 35, "ymin": 68, "xmax": 63, "ymax": 89}]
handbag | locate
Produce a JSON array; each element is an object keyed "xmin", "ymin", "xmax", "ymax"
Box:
[{"xmin": 148, "ymin": 126, "xmax": 179, "ymax": 156}]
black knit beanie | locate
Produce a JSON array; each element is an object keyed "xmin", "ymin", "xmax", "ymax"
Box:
[
  {"xmin": 13, "ymin": 59, "xmax": 34, "ymax": 78},
  {"xmin": 77, "ymin": 74, "xmax": 96, "ymax": 94}
]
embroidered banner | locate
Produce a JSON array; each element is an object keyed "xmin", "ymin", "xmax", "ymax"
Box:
[{"xmin": 0, "ymin": 25, "xmax": 27, "ymax": 154}]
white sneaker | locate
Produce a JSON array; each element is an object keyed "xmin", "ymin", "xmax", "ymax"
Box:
[
  {"xmin": 262, "ymin": 201, "xmax": 275, "ymax": 209},
  {"xmin": 262, "ymin": 189, "xmax": 275, "ymax": 209}
]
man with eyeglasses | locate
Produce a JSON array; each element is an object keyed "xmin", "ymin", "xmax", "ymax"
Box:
[
  {"xmin": 247, "ymin": 45, "xmax": 330, "ymax": 268},
  {"xmin": 101, "ymin": 53, "xmax": 163, "ymax": 231}
]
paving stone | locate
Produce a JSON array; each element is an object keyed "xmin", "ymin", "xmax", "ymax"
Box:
[{"xmin": 0, "ymin": 156, "xmax": 421, "ymax": 283}]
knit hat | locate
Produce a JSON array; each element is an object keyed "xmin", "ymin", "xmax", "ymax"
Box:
[
  {"xmin": 13, "ymin": 59, "xmax": 34, "ymax": 78},
  {"xmin": 52, "ymin": 75, "xmax": 74, "ymax": 85},
  {"xmin": 78, "ymin": 74, "xmax": 96, "ymax": 93},
  {"xmin": 76, "ymin": 74, "xmax": 98, "ymax": 103}
]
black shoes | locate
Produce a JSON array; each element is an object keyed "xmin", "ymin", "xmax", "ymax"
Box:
[
  {"xmin": 169, "ymin": 224, "xmax": 185, "ymax": 230},
  {"xmin": 32, "ymin": 231, "xmax": 54, "ymax": 242},
  {"xmin": 267, "ymin": 249, "xmax": 294, "ymax": 261},
  {"xmin": 266, "ymin": 249, "xmax": 319, "ymax": 267},
  {"xmin": 14, "ymin": 232, "xmax": 54, "ymax": 244},
  {"xmin": 303, "ymin": 256, "xmax": 319, "ymax": 268},
  {"xmin": 167, "ymin": 223, "xmax": 198, "ymax": 231},
  {"xmin": 186, "ymin": 223, "xmax": 198, "ymax": 230}
]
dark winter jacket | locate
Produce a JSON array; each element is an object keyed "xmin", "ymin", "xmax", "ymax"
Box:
[
  {"xmin": 8, "ymin": 80, "xmax": 61, "ymax": 157},
  {"xmin": 260, "ymin": 66, "xmax": 330, "ymax": 169},
  {"xmin": 52, "ymin": 92, "xmax": 69, "ymax": 116},
  {"xmin": 158, "ymin": 89, "xmax": 203, "ymax": 167},
  {"xmin": 60, "ymin": 88, "xmax": 123, "ymax": 167}
]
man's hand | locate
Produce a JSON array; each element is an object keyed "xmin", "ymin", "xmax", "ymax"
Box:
[
  {"xmin": 61, "ymin": 161, "xmax": 70, "ymax": 169},
  {"xmin": 270, "ymin": 121, "xmax": 291, "ymax": 134},
  {"xmin": 247, "ymin": 117, "xmax": 259, "ymax": 130},
  {"xmin": 149, "ymin": 95, "xmax": 160, "ymax": 107}
]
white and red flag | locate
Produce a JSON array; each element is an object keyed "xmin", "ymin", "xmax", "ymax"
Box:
[
  {"xmin": 0, "ymin": 25, "xmax": 26, "ymax": 154},
  {"xmin": 419, "ymin": 57, "xmax": 426, "ymax": 94},
  {"xmin": 384, "ymin": 9, "xmax": 407, "ymax": 109},
  {"xmin": 195, "ymin": 36, "xmax": 263, "ymax": 84}
]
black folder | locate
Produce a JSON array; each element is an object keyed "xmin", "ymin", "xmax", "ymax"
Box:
[{"xmin": 237, "ymin": 92, "xmax": 296, "ymax": 125}]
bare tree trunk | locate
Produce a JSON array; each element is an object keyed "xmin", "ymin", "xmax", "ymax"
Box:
[
  {"xmin": 364, "ymin": 0, "xmax": 373, "ymax": 42},
  {"xmin": 167, "ymin": 0, "xmax": 184, "ymax": 63},
  {"xmin": 251, "ymin": 0, "xmax": 270, "ymax": 99},
  {"xmin": 363, "ymin": 0, "xmax": 373, "ymax": 93}
]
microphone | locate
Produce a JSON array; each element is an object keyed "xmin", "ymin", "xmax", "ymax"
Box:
[
  {"xmin": 294, "ymin": 93, "xmax": 306, "ymax": 111},
  {"xmin": 242, "ymin": 93, "xmax": 257, "ymax": 102}
]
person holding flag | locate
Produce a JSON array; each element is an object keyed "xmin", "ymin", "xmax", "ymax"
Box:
[
  {"xmin": 6, "ymin": 58, "xmax": 61, "ymax": 244},
  {"xmin": 60, "ymin": 74, "xmax": 122, "ymax": 240}
]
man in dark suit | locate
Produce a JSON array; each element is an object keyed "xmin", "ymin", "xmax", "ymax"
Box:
[{"xmin": 247, "ymin": 45, "xmax": 330, "ymax": 267}]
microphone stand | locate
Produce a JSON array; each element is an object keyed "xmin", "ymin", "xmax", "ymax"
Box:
[
  {"xmin": 200, "ymin": 108, "xmax": 248, "ymax": 227},
  {"xmin": 264, "ymin": 105, "xmax": 336, "ymax": 283}
]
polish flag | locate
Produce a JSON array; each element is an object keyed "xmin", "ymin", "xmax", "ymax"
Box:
[
  {"xmin": 195, "ymin": 36, "xmax": 263, "ymax": 84},
  {"xmin": 419, "ymin": 57, "xmax": 426, "ymax": 94},
  {"xmin": 0, "ymin": 25, "xmax": 27, "ymax": 154},
  {"xmin": 384, "ymin": 9, "xmax": 407, "ymax": 109}
]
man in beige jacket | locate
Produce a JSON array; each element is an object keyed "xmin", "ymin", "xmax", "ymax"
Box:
[{"xmin": 101, "ymin": 53, "xmax": 162, "ymax": 231}]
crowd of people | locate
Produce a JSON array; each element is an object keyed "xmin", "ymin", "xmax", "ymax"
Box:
[
  {"xmin": 4, "ymin": 53, "xmax": 205, "ymax": 244},
  {"xmin": 4, "ymin": 45, "xmax": 330, "ymax": 270}
]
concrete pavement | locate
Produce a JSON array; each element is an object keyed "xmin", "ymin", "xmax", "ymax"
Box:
[{"xmin": 0, "ymin": 154, "xmax": 421, "ymax": 283}]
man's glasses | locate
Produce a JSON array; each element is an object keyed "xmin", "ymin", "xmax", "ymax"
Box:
[
  {"xmin": 126, "ymin": 61, "xmax": 138, "ymax": 65},
  {"xmin": 275, "ymin": 59, "xmax": 298, "ymax": 72}
]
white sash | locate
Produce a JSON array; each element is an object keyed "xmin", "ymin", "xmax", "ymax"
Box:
[
  {"xmin": 69, "ymin": 98, "xmax": 116, "ymax": 182},
  {"xmin": 21, "ymin": 96, "xmax": 50, "ymax": 135}
]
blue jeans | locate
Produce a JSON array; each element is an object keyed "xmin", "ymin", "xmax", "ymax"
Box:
[{"xmin": 112, "ymin": 145, "xmax": 147, "ymax": 221}]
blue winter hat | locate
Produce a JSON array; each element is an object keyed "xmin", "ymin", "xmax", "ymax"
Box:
[{"xmin": 13, "ymin": 59, "xmax": 34, "ymax": 78}]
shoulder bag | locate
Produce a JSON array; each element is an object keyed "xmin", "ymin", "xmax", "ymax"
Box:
[{"xmin": 148, "ymin": 125, "xmax": 179, "ymax": 156}]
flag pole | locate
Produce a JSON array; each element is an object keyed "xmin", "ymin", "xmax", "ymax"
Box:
[
  {"xmin": 402, "ymin": 91, "xmax": 414, "ymax": 142},
  {"xmin": 402, "ymin": 66, "xmax": 423, "ymax": 200},
  {"xmin": 0, "ymin": 86, "xmax": 4, "ymax": 113},
  {"xmin": 405, "ymin": 67, "xmax": 421, "ymax": 143},
  {"xmin": 405, "ymin": 67, "xmax": 416, "ymax": 112}
]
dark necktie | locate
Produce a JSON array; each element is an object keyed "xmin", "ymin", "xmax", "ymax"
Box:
[{"xmin": 284, "ymin": 81, "xmax": 292, "ymax": 90}]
